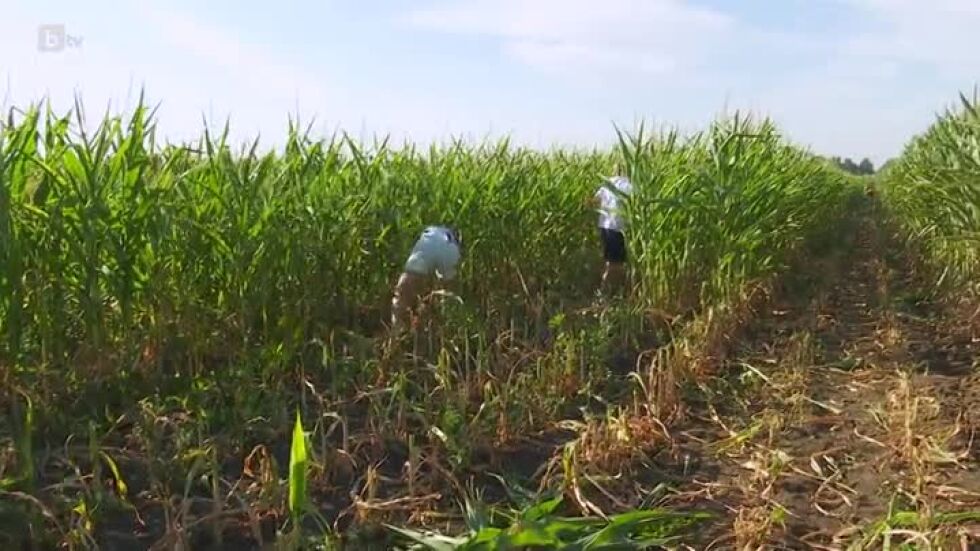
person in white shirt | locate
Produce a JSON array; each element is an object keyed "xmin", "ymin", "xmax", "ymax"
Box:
[
  {"xmin": 592, "ymin": 165, "xmax": 633, "ymax": 293},
  {"xmin": 391, "ymin": 225, "xmax": 461, "ymax": 328}
]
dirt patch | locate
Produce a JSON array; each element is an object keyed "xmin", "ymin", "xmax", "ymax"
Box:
[{"xmin": 662, "ymin": 213, "xmax": 980, "ymax": 548}]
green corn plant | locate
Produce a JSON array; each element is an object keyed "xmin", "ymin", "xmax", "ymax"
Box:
[
  {"xmin": 879, "ymin": 89, "xmax": 980, "ymax": 292},
  {"xmin": 3, "ymin": 99, "xmax": 851, "ymax": 388},
  {"xmin": 10, "ymin": 390, "xmax": 34, "ymax": 490},
  {"xmin": 288, "ymin": 409, "xmax": 309, "ymax": 542},
  {"xmin": 385, "ymin": 495, "xmax": 712, "ymax": 550}
]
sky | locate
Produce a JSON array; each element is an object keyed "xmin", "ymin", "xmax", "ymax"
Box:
[{"xmin": 1, "ymin": 1, "xmax": 978, "ymax": 164}]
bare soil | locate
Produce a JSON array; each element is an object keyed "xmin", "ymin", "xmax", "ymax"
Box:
[{"xmin": 654, "ymin": 214, "xmax": 980, "ymax": 549}]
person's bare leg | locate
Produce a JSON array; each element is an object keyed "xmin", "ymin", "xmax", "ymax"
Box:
[
  {"xmin": 613, "ymin": 262, "xmax": 628, "ymax": 295},
  {"xmin": 601, "ymin": 261, "xmax": 626, "ymax": 295},
  {"xmin": 600, "ymin": 262, "xmax": 611, "ymax": 294},
  {"xmin": 391, "ymin": 272, "xmax": 425, "ymax": 329}
]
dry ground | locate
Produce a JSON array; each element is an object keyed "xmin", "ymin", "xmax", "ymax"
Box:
[{"xmin": 652, "ymin": 213, "xmax": 980, "ymax": 549}]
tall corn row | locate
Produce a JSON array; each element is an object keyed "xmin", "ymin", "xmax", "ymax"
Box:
[
  {"xmin": 623, "ymin": 115, "xmax": 851, "ymax": 313},
  {"xmin": 879, "ymin": 91, "xmax": 980, "ymax": 289},
  {"xmin": 1, "ymin": 99, "xmax": 853, "ymax": 392}
]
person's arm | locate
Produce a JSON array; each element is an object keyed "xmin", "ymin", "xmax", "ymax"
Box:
[
  {"xmin": 587, "ymin": 187, "xmax": 603, "ymax": 208},
  {"xmin": 435, "ymin": 239, "xmax": 460, "ymax": 281},
  {"xmin": 438, "ymin": 260, "xmax": 457, "ymax": 281}
]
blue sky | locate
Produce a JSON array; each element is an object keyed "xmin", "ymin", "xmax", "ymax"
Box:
[{"xmin": 2, "ymin": 1, "xmax": 978, "ymax": 164}]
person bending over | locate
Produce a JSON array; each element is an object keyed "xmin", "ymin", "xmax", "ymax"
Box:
[{"xmin": 391, "ymin": 225, "xmax": 461, "ymax": 329}]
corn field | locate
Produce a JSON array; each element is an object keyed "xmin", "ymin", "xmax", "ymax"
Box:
[
  {"xmin": 0, "ymin": 99, "xmax": 864, "ymax": 548},
  {"xmin": 878, "ymin": 91, "xmax": 980, "ymax": 292}
]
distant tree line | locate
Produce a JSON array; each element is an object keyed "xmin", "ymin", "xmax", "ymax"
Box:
[
  {"xmin": 877, "ymin": 158, "xmax": 897, "ymax": 174},
  {"xmin": 828, "ymin": 156, "xmax": 876, "ymax": 175}
]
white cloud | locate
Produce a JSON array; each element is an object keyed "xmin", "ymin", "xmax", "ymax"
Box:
[
  {"xmin": 407, "ymin": 0, "xmax": 734, "ymax": 76},
  {"xmin": 505, "ymin": 40, "xmax": 677, "ymax": 76},
  {"xmin": 408, "ymin": 0, "xmax": 732, "ymax": 41},
  {"xmin": 138, "ymin": 5, "xmax": 336, "ymax": 109},
  {"xmin": 754, "ymin": 0, "xmax": 980, "ymax": 162},
  {"xmin": 405, "ymin": 0, "xmax": 980, "ymax": 162},
  {"xmin": 0, "ymin": 2, "xmax": 357, "ymax": 148},
  {"xmin": 842, "ymin": 0, "xmax": 980, "ymax": 78},
  {"xmin": 0, "ymin": 2, "xmax": 533, "ymax": 150}
]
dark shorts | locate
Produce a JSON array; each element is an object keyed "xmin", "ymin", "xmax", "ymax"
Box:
[{"xmin": 599, "ymin": 228, "xmax": 627, "ymax": 263}]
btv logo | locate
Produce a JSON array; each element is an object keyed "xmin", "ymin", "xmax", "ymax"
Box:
[{"xmin": 37, "ymin": 24, "xmax": 83, "ymax": 52}]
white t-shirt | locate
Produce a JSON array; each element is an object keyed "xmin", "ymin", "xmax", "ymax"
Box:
[
  {"xmin": 596, "ymin": 176, "xmax": 633, "ymax": 231},
  {"xmin": 404, "ymin": 226, "xmax": 461, "ymax": 279}
]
